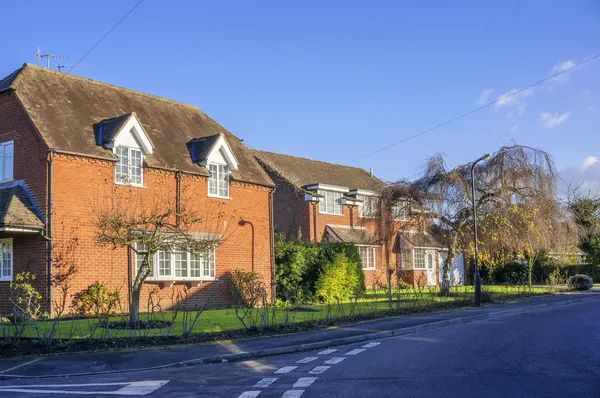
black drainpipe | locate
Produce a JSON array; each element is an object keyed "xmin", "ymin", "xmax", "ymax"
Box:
[
  {"xmin": 176, "ymin": 170, "xmax": 182, "ymax": 226},
  {"xmin": 312, "ymin": 201, "xmax": 318, "ymax": 243},
  {"xmin": 46, "ymin": 150, "xmax": 54, "ymax": 313},
  {"xmin": 238, "ymin": 219, "xmax": 255, "ymax": 273}
]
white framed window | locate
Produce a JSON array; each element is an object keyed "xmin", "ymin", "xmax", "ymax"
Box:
[
  {"xmin": 0, "ymin": 239, "xmax": 13, "ymax": 281},
  {"xmin": 413, "ymin": 248, "xmax": 426, "ymax": 269},
  {"xmin": 0, "ymin": 141, "xmax": 14, "ymax": 183},
  {"xmin": 358, "ymin": 195, "xmax": 379, "ymax": 218},
  {"xmin": 400, "ymin": 249, "xmax": 412, "ymax": 269},
  {"xmin": 393, "ymin": 199, "xmax": 410, "ymax": 221},
  {"xmin": 135, "ymin": 243, "xmax": 153, "ymax": 277},
  {"xmin": 318, "ymin": 190, "xmax": 343, "ymax": 215},
  {"xmin": 115, "ymin": 146, "xmax": 143, "ymax": 186},
  {"xmin": 208, "ymin": 163, "xmax": 230, "ymax": 198},
  {"xmin": 359, "ymin": 246, "xmax": 376, "ymax": 270},
  {"xmin": 136, "ymin": 245, "xmax": 217, "ymax": 281}
]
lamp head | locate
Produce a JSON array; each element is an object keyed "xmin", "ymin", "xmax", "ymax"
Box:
[{"xmin": 482, "ymin": 153, "xmax": 493, "ymax": 161}]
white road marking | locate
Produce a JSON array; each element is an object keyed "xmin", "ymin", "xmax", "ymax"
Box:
[
  {"xmin": 363, "ymin": 342, "xmax": 381, "ymax": 348},
  {"xmin": 293, "ymin": 377, "xmax": 317, "ymax": 388},
  {"xmin": 238, "ymin": 391, "xmax": 261, "ymax": 398},
  {"xmin": 345, "ymin": 348, "xmax": 366, "ymax": 355},
  {"xmin": 324, "ymin": 357, "xmax": 345, "ymax": 365},
  {"xmin": 317, "ymin": 349, "xmax": 338, "ymax": 355},
  {"xmin": 295, "ymin": 357, "xmax": 319, "ymax": 364},
  {"xmin": 0, "ymin": 380, "xmax": 169, "ymax": 396},
  {"xmin": 282, "ymin": 389, "xmax": 305, "ymax": 398},
  {"xmin": 275, "ymin": 366, "xmax": 298, "ymax": 374},
  {"xmin": 309, "ymin": 366, "xmax": 331, "ymax": 375},
  {"xmin": 253, "ymin": 378, "xmax": 278, "ymax": 388},
  {"xmin": 0, "ymin": 357, "xmax": 44, "ymax": 374}
]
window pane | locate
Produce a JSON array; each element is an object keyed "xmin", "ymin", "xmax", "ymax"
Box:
[
  {"xmin": 401, "ymin": 249, "xmax": 412, "ymax": 269},
  {"xmin": 3, "ymin": 142, "xmax": 13, "ymax": 181},
  {"xmin": 2, "ymin": 242, "xmax": 11, "ymax": 278},
  {"xmin": 190, "ymin": 253, "xmax": 201, "ymax": 277},
  {"xmin": 414, "ymin": 248, "xmax": 425, "ymax": 269},
  {"xmin": 116, "ymin": 147, "xmax": 129, "ymax": 184},
  {"xmin": 135, "ymin": 243, "xmax": 152, "ymax": 277},
  {"xmin": 208, "ymin": 164, "xmax": 218, "ymax": 195},
  {"xmin": 158, "ymin": 250, "xmax": 171, "ymax": 276},
  {"xmin": 130, "ymin": 149, "xmax": 142, "ymax": 185},
  {"xmin": 333, "ymin": 192, "xmax": 342, "ymax": 215},
  {"xmin": 174, "ymin": 251, "xmax": 188, "ymax": 277}
]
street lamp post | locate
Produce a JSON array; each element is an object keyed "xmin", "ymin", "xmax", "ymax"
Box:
[{"xmin": 471, "ymin": 153, "xmax": 492, "ymax": 307}]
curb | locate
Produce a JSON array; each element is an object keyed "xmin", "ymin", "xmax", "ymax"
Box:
[{"xmin": 1, "ymin": 295, "xmax": 598, "ymax": 380}]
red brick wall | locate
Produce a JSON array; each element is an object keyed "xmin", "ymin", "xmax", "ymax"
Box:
[
  {"xmin": 50, "ymin": 154, "xmax": 273, "ymax": 314},
  {"xmin": 0, "ymin": 92, "xmax": 48, "ymax": 314},
  {"xmin": 269, "ymin": 174, "xmax": 310, "ymax": 240}
]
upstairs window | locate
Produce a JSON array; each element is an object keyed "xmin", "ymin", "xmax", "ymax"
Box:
[
  {"xmin": 115, "ymin": 146, "xmax": 143, "ymax": 186},
  {"xmin": 0, "ymin": 141, "xmax": 14, "ymax": 183},
  {"xmin": 393, "ymin": 199, "xmax": 410, "ymax": 221},
  {"xmin": 319, "ymin": 190, "xmax": 343, "ymax": 215},
  {"xmin": 208, "ymin": 163, "xmax": 230, "ymax": 198},
  {"xmin": 358, "ymin": 195, "xmax": 379, "ymax": 218}
]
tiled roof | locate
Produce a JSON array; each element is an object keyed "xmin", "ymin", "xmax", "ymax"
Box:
[
  {"xmin": 398, "ymin": 230, "xmax": 442, "ymax": 248},
  {"xmin": 0, "ymin": 183, "xmax": 44, "ymax": 229},
  {"xmin": 326, "ymin": 225, "xmax": 378, "ymax": 245},
  {"xmin": 0, "ymin": 64, "xmax": 273, "ymax": 187},
  {"xmin": 253, "ymin": 150, "xmax": 386, "ymax": 192}
]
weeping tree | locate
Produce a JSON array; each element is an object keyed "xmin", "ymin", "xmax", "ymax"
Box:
[
  {"xmin": 95, "ymin": 189, "xmax": 228, "ymax": 323},
  {"xmin": 385, "ymin": 145, "xmax": 567, "ymax": 295}
]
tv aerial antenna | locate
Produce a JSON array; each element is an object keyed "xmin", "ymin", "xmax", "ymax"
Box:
[{"xmin": 36, "ymin": 47, "xmax": 67, "ymax": 69}]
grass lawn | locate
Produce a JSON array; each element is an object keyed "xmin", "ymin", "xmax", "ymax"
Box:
[{"xmin": 1, "ymin": 285, "xmax": 551, "ymax": 340}]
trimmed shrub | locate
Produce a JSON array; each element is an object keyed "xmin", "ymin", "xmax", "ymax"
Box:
[
  {"xmin": 230, "ymin": 269, "xmax": 267, "ymax": 308},
  {"xmin": 76, "ymin": 282, "xmax": 121, "ymax": 317},
  {"xmin": 316, "ymin": 253, "xmax": 361, "ymax": 302},
  {"xmin": 491, "ymin": 262, "xmax": 528, "ymax": 284},
  {"xmin": 568, "ymin": 274, "xmax": 593, "ymax": 291}
]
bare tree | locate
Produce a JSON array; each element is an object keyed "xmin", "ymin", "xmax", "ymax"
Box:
[
  {"xmin": 94, "ymin": 185, "xmax": 230, "ymax": 323},
  {"xmin": 386, "ymin": 145, "xmax": 566, "ymax": 295}
]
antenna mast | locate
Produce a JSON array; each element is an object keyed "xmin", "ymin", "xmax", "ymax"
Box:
[{"xmin": 36, "ymin": 48, "xmax": 67, "ymax": 69}]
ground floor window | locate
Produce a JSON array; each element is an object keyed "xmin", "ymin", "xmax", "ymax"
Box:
[
  {"xmin": 359, "ymin": 246, "xmax": 376, "ymax": 270},
  {"xmin": 135, "ymin": 244, "xmax": 216, "ymax": 281},
  {"xmin": 0, "ymin": 239, "xmax": 12, "ymax": 281}
]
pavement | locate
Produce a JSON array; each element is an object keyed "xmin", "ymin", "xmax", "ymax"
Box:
[
  {"xmin": 0, "ymin": 292, "xmax": 598, "ymax": 380},
  {"xmin": 0, "ymin": 291, "xmax": 598, "ymax": 397}
]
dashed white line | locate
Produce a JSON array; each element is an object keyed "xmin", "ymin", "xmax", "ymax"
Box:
[
  {"xmin": 293, "ymin": 377, "xmax": 318, "ymax": 388},
  {"xmin": 295, "ymin": 356, "xmax": 319, "ymax": 364},
  {"xmin": 345, "ymin": 348, "xmax": 366, "ymax": 355},
  {"xmin": 237, "ymin": 391, "xmax": 261, "ymax": 398},
  {"xmin": 253, "ymin": 378, "xmax": 278, "ymax": 388},
  {"xmin": 363, "ymin": 342, "xmax": 381, "ymax": 348},
  {"xmin": 275, "ymin": 366, "xmax": 298, "ymax": 374},
  {"xmin": 309, "ymin": 366, "xmax": 331, "ymax": 375},
  {"xmin": 318, "ymin": 348, "xmax": 338, "ymax": 355},
  {"xmin": 282, "ymin": 390, "xmax": 305, "ymax": 398},
  {"xmin": 324, "ymin": 357, "xmax": 345, "ymax": 365}
]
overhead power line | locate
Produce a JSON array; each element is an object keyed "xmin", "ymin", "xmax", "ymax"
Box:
[
  {"xmin": 348, "ymin": 53, "xmax": 600, "ymax": 164},
  {"xmin": 59, "ymin": 0, "xmax": 146, "ymax": 78}
]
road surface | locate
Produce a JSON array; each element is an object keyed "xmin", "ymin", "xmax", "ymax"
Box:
[{"xmin": 0, "ymin": 298, "xmax": 598, "ymax": 397}]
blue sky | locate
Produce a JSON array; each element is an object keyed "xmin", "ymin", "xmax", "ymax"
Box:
[{"xmin": 2, "ymin": 0, "xmax": 599, "ymax": 193}]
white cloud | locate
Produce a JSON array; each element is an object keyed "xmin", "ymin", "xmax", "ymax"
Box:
[
  {"xmin": 510, "ymin": 124, "xmax": 519, "ymax": 132},
  {"xmin": 476, "ymin": 88, "xmax": 495, "ymax": 105},
  {"xmin": 560, "ymin": 156, "xmax": 600, "ymax": 195},
  {"xmin": 582, "ymin": 156, "xmax": 599, "ymax": 170},
  {"xmin": 495, "ymin": 88, "xmax": 534, "ymax": 116},
  {"xmin": 540, "ymin": 112, "xmax": 572, "ymax": 128},
  {"xmin": 548, "ymin": 60, "xmax": 576, "ymax": 87}
]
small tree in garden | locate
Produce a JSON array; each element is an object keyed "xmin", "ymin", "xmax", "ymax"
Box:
[
  {"xmin": 569, "ymin": 194, "xmax": 600, "ymax": 265},
  {"xmin": 386, "ymin": 145, "xmax": 569, "ymax": 295},
  {"xmin": 95, "ymin": 187, "xmax": 227, "ymax": 323}
]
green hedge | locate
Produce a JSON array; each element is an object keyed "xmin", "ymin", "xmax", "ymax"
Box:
[{"xmin": 275, "ymin": 234, "xmax": 365, "ymax": 302}]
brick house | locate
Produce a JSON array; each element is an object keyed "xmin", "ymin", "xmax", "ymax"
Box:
[
  {"xmin": 253, "ymin": 150, "xmax": 461, "ymax": 288},
  {"xmin": 0, "ymin": 64, "xmax": 275, "ymax": 315}
]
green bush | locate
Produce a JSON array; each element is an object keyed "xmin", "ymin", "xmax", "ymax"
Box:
[
  {"xmin": 274, "ymin": 235, "xmax": 365, "ymax": 303},
  {"xmin": 10, "ymin": 272, "xmax": 43, "ymax": 321},
  {"xmin": 316, "ymin": 253, "xmax": 361, "ymax": 302},
  {"xmin": 76, "ymin": 282, "xmax": 121, "ymax": 317},
  {"xmin": 568, "ymin": 274, "xmax": 593, "ymax": 291},
  {"xmin": 491, "ymin": 262, "xmax": 528, "ymax": 284},
  {"xmin": 229, "ymin": 269, "xmax": 267, "ymax": 308}
]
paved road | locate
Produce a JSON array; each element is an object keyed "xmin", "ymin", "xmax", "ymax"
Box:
[{"xmin": 0, "ymin": 299, "xmax": 598, "ymax": 397}]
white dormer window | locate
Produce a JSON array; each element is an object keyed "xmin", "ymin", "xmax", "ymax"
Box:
[
  {"xmin": 208, "ymin": 163, "xmax": 229, "ymax": 198},
  {"xmin": 319, "ymin": 190, "xmax": 343, "ymax": 215},
  {"xmin": 116, "ymin": 146, "xmax": 143, "ymax": 186}
]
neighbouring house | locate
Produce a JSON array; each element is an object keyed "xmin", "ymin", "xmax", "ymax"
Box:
[
  {"xmin": 253, "ymin": 150, "xmax": 462, "ymax": 287},
  {"xmin": 0, "ymin": 64, "xmax": 275, "ymax": 315}
]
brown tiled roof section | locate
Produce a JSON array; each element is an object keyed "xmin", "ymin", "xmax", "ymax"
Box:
[
  {"xmin": 0, "ymin": 184, "xmax": 44, "ymax": 229},
  {"xmin": 398, "ymin": 231, "xmax": 442, "ymax": 248},
  {"xmin": 253, "ymin": 150, "xmax": 386, "ymax": 191},
  {"xmin": 1, "ymin": 64, "xmax": 273, "ymax": 187},
  {"xmin": 327, "ymin": 226, "xmax": 378, "ymax": 245}
]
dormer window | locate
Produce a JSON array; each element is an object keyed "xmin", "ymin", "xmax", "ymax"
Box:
[
  {"xmin": 116, "ymin": 146, "xmax": 143, "ymax": 186},
  {"xmin": 319, "ymin": 190, "xmax": 343, "ymax": 215},
  {"xmin": 95, "ymin": 113, "xmax": 154, "ymax": 188},
  {"xmin": 208, "ymin": 163, "xmax": 229, "ymax": 198}
]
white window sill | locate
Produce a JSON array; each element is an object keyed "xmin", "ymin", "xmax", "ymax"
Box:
[
  {"xmin": 362, "ymin": 268, "xmax": 376, "ymax": 271},
  {"xmin": 0, "ymin": 179, "xmax": 14, "ymax": 186},
  {"xmin": 319, "ymin": 212, "xmax": 343, "ymax": 216},
  {"xmin": 115, "ymin": 181, "xmax": 145, "ymax": 189},
  {"xmin": 0, "ymin": 278, "xmax": 12, "ymax": 282},
  {"xmin": 145, "ymin": 278, "xmax": 217, "ymax": 288},
  {"xmin": 208, "ymin": 194, "xmax": 231, "ymax": 200}
]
